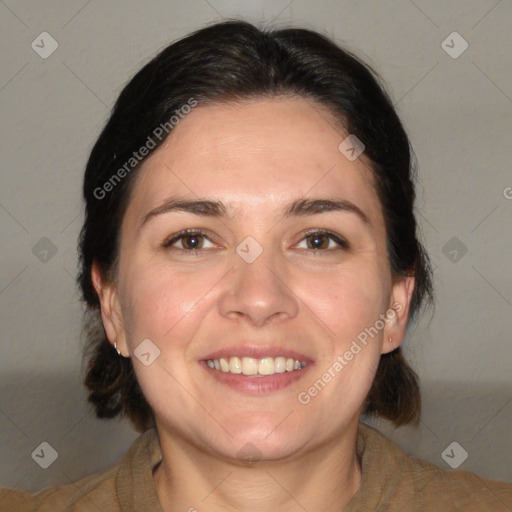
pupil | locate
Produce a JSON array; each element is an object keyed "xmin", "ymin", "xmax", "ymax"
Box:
[
  {"xmin": 186, "ymin": 235, "xmax": 200, "ymax": 249},
  {"xmin": 310, "ymin": 235, "xmax": 325, "ymax": 249}
]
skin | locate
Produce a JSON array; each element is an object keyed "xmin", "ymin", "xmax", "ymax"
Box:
[{"xmin": 92, "ymin": 96, "xmax": 415, "ymax": 511}]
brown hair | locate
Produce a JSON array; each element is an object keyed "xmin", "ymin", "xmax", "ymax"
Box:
[{"xmin": 79, "ymin": 19, "xmax": 434, "ymax": 432}]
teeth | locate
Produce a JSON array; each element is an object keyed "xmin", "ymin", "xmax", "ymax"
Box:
[
  {"xmin": 242, "ymin": 357, "xmax": 258, "ymax": 376},
  {"xmin": 229, "ymin": 356, "xmax": 242, "ymax": 374},
  {"xmin": 258, "ymin": 357, "xmax": 274, "ymax": 376},
  {"xmin": 205, "ymin": 356, "xmax": 307, "ymax": 376},
  {"xmin": 275, "ymin": 356, "xmax": 286, "ymax": 373},
  {"xmin": 219, "ymin": 358, "xmax": 230, "ymax": 372}
]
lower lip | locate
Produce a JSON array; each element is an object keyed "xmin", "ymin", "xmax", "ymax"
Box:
[{"xmin": 200, "ymin": 361, "xmax": 313, "ymax": 394}]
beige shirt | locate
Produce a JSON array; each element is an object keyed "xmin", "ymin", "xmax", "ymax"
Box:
[{"xmin": 1, "ymin": 422, "xmax": 511, "ymax": 511}]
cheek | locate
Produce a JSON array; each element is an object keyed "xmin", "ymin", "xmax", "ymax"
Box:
[
  {"xmin": 295, "ymin": 263, "xmax": 387, "ymax": 406},
  {"xmin": 119, "ymin": 261, "xmax": 221, "ymax": 348},
  {"xmin": 119, "ymin": 263, "xmax": 217, "ymax": 417},
  {"xmin": 299, "ymin": 262, "xmax": 388, "ymax": 342}
]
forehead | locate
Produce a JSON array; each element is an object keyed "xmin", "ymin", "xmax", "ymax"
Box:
[{"xmin": 125, "ymin": 97, "xmax": 381, "ymax": 224}]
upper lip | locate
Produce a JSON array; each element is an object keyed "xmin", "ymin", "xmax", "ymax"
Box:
[{"xmin": 201, "ymin": 345, "xmax": 313, "ymax": 363}]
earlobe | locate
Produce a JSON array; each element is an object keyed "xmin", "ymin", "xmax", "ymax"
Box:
[
  {"xmin": 382, "ymin": 275, "xmax": 415, "ymax": 354},
  {"xmin": 91, "ymin": 261, "xmax": 128, "ymax": 356}
]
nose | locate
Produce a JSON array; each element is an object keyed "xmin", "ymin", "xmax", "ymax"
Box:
[{"xmin": 217, "ymin": 244, "xmax": 299, "ymax": 327}]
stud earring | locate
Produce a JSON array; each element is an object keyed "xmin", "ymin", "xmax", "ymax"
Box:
[{"xmin": 114, "ymin": 341, "xmax": 121, "ymax": 356}]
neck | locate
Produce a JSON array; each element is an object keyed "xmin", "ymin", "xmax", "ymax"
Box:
[{"xmin": 153, "ymin": 418, "xmax": 363, "ymax": 512}]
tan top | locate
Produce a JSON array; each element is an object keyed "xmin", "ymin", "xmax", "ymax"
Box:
[{"xmin": 1, "ymin": 422, "xmax": 511, "ymax": 511}]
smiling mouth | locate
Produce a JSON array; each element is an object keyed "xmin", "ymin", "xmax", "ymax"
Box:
[{"xmin": 204, "ymin": 356, "xmax": 308, "ymax": 377}]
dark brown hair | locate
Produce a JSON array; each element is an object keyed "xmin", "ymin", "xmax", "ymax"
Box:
[{"xmin": 79, "ymin": 19, "xmax": 434, "ymax": 432}]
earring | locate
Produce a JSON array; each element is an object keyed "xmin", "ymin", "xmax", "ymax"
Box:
[
  {"xmin": 389, "ymin": 337, "xmax": 393, "ymax": 344},
  {"xmin": 114, "ymin": 341, "xmax": 121, "ymax": 356}
]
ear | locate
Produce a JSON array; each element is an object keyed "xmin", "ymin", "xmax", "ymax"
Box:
[
  {"xmin": 381, "ymin": 274, "xmax": 415, "ymax": 355},
  {"xmin": 91, "ymin": 261, "xmax": 129, "ymax": 357}
]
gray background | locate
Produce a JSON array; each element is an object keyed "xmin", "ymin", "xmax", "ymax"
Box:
[{"xmin": 1, "ymin": 0, "xmax": 511, "ymax": 495}]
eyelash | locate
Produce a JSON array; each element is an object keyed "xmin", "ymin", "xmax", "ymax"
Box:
[{"xmin": 162, "ymin": 228, "xmax": 350, "ymax": 253}]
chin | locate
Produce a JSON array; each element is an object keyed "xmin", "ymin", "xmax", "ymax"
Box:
[
  {"xmin": 218, "ymin": 435, "xmax": 305, "ymax": 465},
  {"xmin": 221, "ymin": 421, "xmax": 307, "ymax": 460}
]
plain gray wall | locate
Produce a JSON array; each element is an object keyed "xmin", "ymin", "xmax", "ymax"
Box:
[{"xmin": 1, "ymin": 0, "xmax": 511, "ymax": 494}]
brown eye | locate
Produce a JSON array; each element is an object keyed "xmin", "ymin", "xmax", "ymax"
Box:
[
  {"xmin": 297, "ymin": 230, "xmax": 349, "ymax": 251},
  {"xmin": 163, "ymin": 230, "xmax": 215, "ymax": 251},
  {"xmin": 180, "ymin": 233, "xmax": 204, "ymax": 250},
  {"xmin": 306, "ymin": 233, "xmax": 330, "ymax": 249}
]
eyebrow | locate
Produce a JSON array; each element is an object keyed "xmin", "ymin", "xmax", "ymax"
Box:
[{"xmin": 140, "ymin": 196, "xmax": 371, "ymax": 230}]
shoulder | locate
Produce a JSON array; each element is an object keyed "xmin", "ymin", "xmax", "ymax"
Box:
[
  {"xmin": 0, "ymin": 428, "xmax": 161, "ymax": 512},
  {"xmin": 0, "ymin": 462, "xmax": 119, "ymax": 512},
  {"xmin": 356, "ymin": 422, "xmax": 512, "ymax": 511},
  {"xmin": 0, "ymin": 487, "xmax": 33, "ymax": 512}
]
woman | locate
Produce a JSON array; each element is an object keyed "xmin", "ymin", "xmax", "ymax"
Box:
[{"xmin": 3, "ymin": 19, "xmax": 511, "ymax": 512}]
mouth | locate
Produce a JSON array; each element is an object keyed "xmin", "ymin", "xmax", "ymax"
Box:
[
  {"xmin": 199, "ymin": 348, "xmax": 313, "ymax": 394},
  {"xmin": 204, "ymin": 356, "xmax": 308, "ymax": 376}
]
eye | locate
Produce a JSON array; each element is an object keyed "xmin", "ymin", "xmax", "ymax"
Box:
[
  {"xmin": 295, "ymin": 229, "xmax": 349, "ymax": 251},
  {"xmin": 162, "ymin": 229, "xmax": 216, "ymax": 251},
  {"xmin": 162, "ymin": 228, "xmax": 349, "ymax": 253}
]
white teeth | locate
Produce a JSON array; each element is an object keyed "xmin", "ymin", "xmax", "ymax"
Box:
[
  {"xmin": 258, "ymin": 357, "xmax": 274, "ymax": 376},
  {"xmin": 242, "ymin": 357, "xmax": 258, "ymax": 375},
  {"xmin": 274, "ymin": 357, "xmax": 286, "ymax": 373},
  {"xmin": 219, "ymin": 357, "xmax": 230, "ymax": 372},
  {"xmin": 229, "ymin": 356, "xmax": 242, "ymax": 374},
  {"xmin": 205, "ymin": 356, "xmax": 307, "ymax": 376}
]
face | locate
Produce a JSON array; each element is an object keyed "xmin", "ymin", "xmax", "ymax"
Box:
[{"xmin": 94, "ymin": 97, "xmax": 414, "ymax": 462}]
